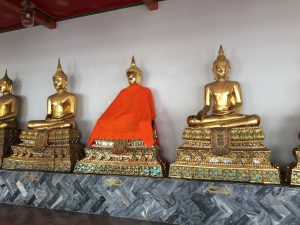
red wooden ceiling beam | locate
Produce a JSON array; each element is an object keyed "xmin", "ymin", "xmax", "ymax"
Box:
[
  {"xmin": 142, "ymin": 0, "xmax": 158, "ymax": 11},
  {"xmin": 0, "ymin": 0, "xmax": 56, "ymax": 29}
]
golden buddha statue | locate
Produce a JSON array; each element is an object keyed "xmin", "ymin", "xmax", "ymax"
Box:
[
  {"xmin": 187, "ymin": 45, "xmax": 260, "ymax": 128},
  {"xmin": 27, "ymin": 59, "xmax": 76, "ymax": 130},
  {"xmin": 74, "ymin": 56, "xmax": 166, "ymax": 177},
  {"xmin": 2, "ymin": 60, "xmax": 84, "ymax": 172},
  {"xmin": 0, "ymin": 70, "xmax": 20, "ymax": 167},
  {"xmin": 0, "ymin": 70, "xmax": 19, "ymax": 128},
  {"xmin": 169, "ymin": 46, "xmax": 281, "ymax": 184}
]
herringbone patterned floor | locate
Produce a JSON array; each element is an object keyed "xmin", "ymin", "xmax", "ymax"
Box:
[{"xmin": 0, "ymin": 170, "xmax": 299, "ymax": 225}]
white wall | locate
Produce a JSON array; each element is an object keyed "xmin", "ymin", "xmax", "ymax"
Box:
[{"xmin": 0, "ymin": 0, "xmax": 299, "ymax": 167}]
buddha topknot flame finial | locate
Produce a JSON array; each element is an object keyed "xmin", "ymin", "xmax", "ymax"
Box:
[
  {"xmin": 214, "ymin": 45, "xmax": 229, "ymax": 65},
  {"xmin": 219, "ymin": 45, "xmax": 224, "ymax": 56},
  {"xmin": 131, "ymin": 56, "xmax": 136, "ymax": 67},
  {"xmin": 0, "ymin": 69, "xmax": 13, "ymax": 88},
  {"xmin": 57, "ymin": 58, "xmax": 62, "ymax": 70},
  {"xmin": 53, "ymin": 58, "xmax": 67, "ymax": 80}
]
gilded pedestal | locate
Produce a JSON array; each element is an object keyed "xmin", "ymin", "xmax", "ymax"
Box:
[
  {"xmin": 74, "ymin": 139, "xmax": 166, "ymax": 177},
  {"xmin": 169, "ymin": 127, "xmax": 280, "ymax": 184},
  {"xmin": 288, "ymin": 146, "xmax": 300, "ymax": 185},
  {"xmin": 2, "ymin": 128, "xmax": 84, "ymax": 172},
  {"xmin": 0, "ymin": 128, "xmax": 20, "ymax": 167}
]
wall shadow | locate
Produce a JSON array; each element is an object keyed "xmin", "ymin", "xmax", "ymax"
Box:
[{"xmin": 14, "ymin": 74, "xmax": 28, "ymax": 130}]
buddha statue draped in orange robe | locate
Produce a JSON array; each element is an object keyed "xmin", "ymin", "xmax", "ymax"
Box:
[
  {"xmin": 88, "ymin": 84, "xmax": 156, "ymax": 147},
  {"xmin": 74, "ymin": 56, "xmax": 166, "ymax": 177},
  {"xmin": 88, "ymin": 57, "xmax": 157, "ymax": 147}
]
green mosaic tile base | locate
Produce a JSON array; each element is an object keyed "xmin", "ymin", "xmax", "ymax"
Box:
[
  {"xmin": 169, "ymin": 164, "xmax": 280, "ymax": 184},
  {"xmin": 74, "ymin": 162, "xmax": 163, "ymax": 177},
  {"xmin": 2, "ymin": 158, "xmax": 72, "ymax": 172}
]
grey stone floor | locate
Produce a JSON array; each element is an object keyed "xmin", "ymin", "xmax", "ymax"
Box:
[{"xmin": 0, "ymin": 203, "xmax": 170, "ymax": 225}]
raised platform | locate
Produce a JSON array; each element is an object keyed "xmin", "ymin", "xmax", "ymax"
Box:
[
  {"xmin": 170, "ymin": 127, "xmax": 281, "ymax": 184},
  {"xmin": 2, "ymin": 128, "xmax": 84, "ymax": 172},
  {"xmin": 0, "ymin": 170, "xmax": 299, "ymax": 225},
  {"xmin": 74, "ymin": 139, "xmax": 167, "ymax": 177},
  {"xmin": 0, "ymin": 128, "xmax": 20, "ymax": 167}
]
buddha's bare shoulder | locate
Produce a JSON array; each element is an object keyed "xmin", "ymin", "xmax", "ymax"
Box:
[
  {"xmin": 48, "ymin": 92, "xmax": 76, "ymax": 99},
  {"xmin": 219, "ymin": 80, "xmax": 240, "ymax": 86},
  {"xmin": 0, "ymin": 94, "xmax": 18, "ymax": 100},
  {"xmin": 228, "ymin": 80, "xmax": 241, "ymax": 87},
  {"xmin": 64, "ymin": 91, "xmax": 76, "ymax": 98},
  {"xmin": 205, "ymin": 81, "xmax": 219, "ymax": 88}
]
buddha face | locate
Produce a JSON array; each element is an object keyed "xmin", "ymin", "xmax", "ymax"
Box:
[
  {"xmin": 127, "ymin": 71, "xmax": 138, "ymax": 85},
  {"xmin": 213, "ymin": 61, "xmax": 230, "ymax": 79},
  {"xmin": 0, "ymin": 81, "xmax": 12, "ymax": 94},
  {"xmin": 53, "ymin": 76, "xmax": 67, "ymax": 91}
]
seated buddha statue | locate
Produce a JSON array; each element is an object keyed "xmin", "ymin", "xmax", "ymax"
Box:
[
  {"xmin": 75, "ymin": 56, "xmax": 166, "ymax": 177},
  {"xmin": 187, "ymin": 45, "xmax": 260, "ymax": 128},
  {"xmin": 88, "ymin": 56, "xmax": 156, "ymax": 147},
  {"xmin": 27, "ymin": 59, "xmax": 76, "ymax": 130},
  {"xmin": 0, "ymin": 70, "xmax": 19, "ymax": 128},
  {"xmin": 2, "ymin": 60, "xmax": 83, "ymax": 172},
  {"xmin": 169, "ymin": 46, "xmax": 280, "ymax": 184},
  {"xmin": 0, "ymin": 70, "xmax": 20, "ymax": 166}
]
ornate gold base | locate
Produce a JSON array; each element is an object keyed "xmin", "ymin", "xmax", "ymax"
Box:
[
  {"xmin": 290, "ymin": 168, "xmax": 300, "ymax": 185},
  {"xmin": 0, "ymin": 128, "xmax": 20, "ymax": 167},
  {"xmin": 74, "ymin": 139, "xmax": 167, "ymax": 177},
  {"xmin": 2, "ymin": 157, "xmax": 75, "ymax": 172},
  {"xmin": 169, "ymin": 127, "xmax": 281, "ymax": 184},
  {"xmin": 288, "ymin": 146, "xmax": 300, "ymax": 185},
  {"xmin": 2, "ymin": 128, "xmax": 84, "ymax": 172}
]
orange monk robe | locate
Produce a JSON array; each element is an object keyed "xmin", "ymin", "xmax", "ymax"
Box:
[{"xmin": 88, "ymin": 84, "xmax": 156, "ymax": 147}]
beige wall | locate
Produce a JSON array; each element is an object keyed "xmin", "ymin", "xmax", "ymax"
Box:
[{"xmin": 0, "ymin": 0, "xmax": 299, "ymax": 167}]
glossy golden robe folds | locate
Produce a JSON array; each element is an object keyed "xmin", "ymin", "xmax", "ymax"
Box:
[
  {"xmin": 2, "ymin": 60, "xmax": 84, "ymax": 172},
  {"xmin": 170, "ymin": 46, "xmax": 280, "ymax": 184}
]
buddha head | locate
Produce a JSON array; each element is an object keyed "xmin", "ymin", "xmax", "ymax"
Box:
[
  {"xmin": 212, "ymin": 45, "xmax": 231, "ymax": 80},
  {"xmin": 53, "ymin": 58, "xmax": 68, "ymax": 91},
  {"xmin": 126, "ymin": 56, "xmax": 142, "ymax": 85},
  {"xmin": 0, "ymin": 70, "xmax": 13, "ymax": 94}
]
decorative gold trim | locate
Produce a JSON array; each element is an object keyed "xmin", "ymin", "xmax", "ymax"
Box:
[
  {"xmin": 170, "ymin": 126, "xmax": 280, "ymax": 184},
  {"xmin": 75, "ymin": 139, "xmax": 167, "ymax": 177},
  {"xmin": 2, "ymin": 128, "xmax": 84, "ymax": 172}
]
